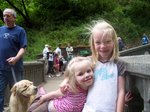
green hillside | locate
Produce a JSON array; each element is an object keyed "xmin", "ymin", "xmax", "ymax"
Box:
[{"xmin": 1, "ymin": 0, "xmax": 150, "ymax": 60}]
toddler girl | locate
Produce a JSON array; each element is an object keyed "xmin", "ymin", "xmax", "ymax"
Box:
[{"xmin": 29, "ymin": 56, "xmax": 94, "ymax": 112}]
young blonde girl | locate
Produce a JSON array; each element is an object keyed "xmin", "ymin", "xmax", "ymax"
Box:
[
  {"xmin": 28, "ymin": 56, "xmax": 94, "ymax": 112},
  {"xmin": 82, "ymin": 20, "xmax": 126, "ymax": 112}
]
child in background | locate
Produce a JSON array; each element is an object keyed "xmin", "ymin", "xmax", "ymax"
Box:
[
  {"xmin": 53, "ymin": 53, "xmax": 60, "ymax": 74},
  {"xmin": 47, "ymin": 46, "xmax": 54, "ymax": 77},
  {"xmin": 28, "ymin": 56, "xmax": 94, "ymax": 112},
  {"xmin": 82, "ymin": 20, "xmax": 126, "ymax": 112}
]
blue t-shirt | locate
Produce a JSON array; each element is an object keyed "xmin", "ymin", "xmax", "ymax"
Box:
[
  {"xmin": 0, "ymin": 25, "xmax": 27, "ymax": 71},
  {"xmin": 142, "ymin": 36, "xmax": 149, "ymax": 45}
]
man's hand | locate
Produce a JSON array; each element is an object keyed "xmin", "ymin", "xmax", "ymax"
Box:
[{"xmin": 7, "ymin": 57, "xmax": 18, "ymax": 65}]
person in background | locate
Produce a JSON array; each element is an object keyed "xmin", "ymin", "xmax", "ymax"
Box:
[
  {"xmin": 42, "ymin": 44, "xmax": 49, "ymax": 75},
  {"xmin": 28, "ymin": 56, "xmax": 94, "ymax": 112},
  {"xmin": 61, "ymin": 56, "xmax": 68, "ymax": 71},
  {"xmin": 42, "ymin": 44, "xmax": 49, "ymax": 60},
  {"xmin": 0, "ymin": 8, "xmax": 27, "ymax": 111},
  {"xmin": 66, "ymin": 43, "xmax": 74, "ymax": 61},
  {"xmin": 142, "ymin": 33, "xmax": 149, "ymax": 45},
  {"xmin": 55, "ymin": 44, "xmax": 64, "ymax": 73},
  {"xmin": 53, "ymin": 53, "xmax": 60, "ymax": 74},
  {"xmin": 118, "ymin": 37, "xmax": 125, "ymax": 51},
  {"xmin": 47, "ymin": 46, "xmax": 54, "ymax": 77},
  {"xmin": 55, "ymin": 44, "xmax": 62, "ymax": 57}
]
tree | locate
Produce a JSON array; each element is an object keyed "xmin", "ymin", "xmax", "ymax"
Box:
[{"xmin": 0, "ymin": 9, "xmax": 4, "ymax": 22}]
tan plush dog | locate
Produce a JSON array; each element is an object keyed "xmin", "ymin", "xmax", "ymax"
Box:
[{"xmin": 9, "ymin": 80, "xmax": 37, "ymax": 112}]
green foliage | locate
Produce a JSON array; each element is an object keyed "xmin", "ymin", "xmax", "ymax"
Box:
[
  {"xmin": 125, "ymin": 0, "xmax": 150, "ymax": 26},
  {"xmin": 24, "ymin": 22, "xmax": 87, "ymax": 60},
  {"xmin": 1, "ymin": 0, "xmax": 150, "ymax": 60},
  {"xmin": 29, "ymin": 0, "xmax": 117, "ymax": 27}
]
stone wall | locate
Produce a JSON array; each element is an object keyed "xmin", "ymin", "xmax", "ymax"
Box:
[
  {"xmin": 120, "ymin": 44, "xmax": 150, "ymax": 56},
  {"xmin": 24, "ymin": 61, "xmax": 45, "ymax": 86},
  {"xmin": 121, "ymin": 55, "xmax": 150, "ymax": 112}
]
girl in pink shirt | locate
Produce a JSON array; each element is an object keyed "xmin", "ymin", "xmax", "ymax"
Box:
[{"xmin": 28, "ymin": 56, "xmax": 94, "ymax": 112}]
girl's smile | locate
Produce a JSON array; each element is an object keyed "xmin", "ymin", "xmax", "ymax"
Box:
[
  {"xmin": 74, "ymin": 62, "xmax": 94, "ymax": 90},
  {"xmin": 83, "ymin": 76, "xmax": 93, "ymax": 82},
  {"xmin": 93, "ymin": 31, "xmax": 114, "ymax": 61}
]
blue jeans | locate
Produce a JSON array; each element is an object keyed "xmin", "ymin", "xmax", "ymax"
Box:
[{"xmin": 0, "ymin": 69, "xmax": 23, "ymax": 111}]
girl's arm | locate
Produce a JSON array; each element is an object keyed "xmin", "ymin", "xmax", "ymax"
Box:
[
  {"xmin": 39, "ymin": 88, "xmax": 64, "ymax": 104},
  {"xmin": 117, "ymin": 76, "xmax": 125, "ymax": 112}
]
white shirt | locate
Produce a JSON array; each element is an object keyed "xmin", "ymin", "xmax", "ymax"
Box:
[
  {"xmin": 66, "ymin": 46, "xmax": 73, "ymax": 56},
  {"xmin": 82, "ymin": 61, "xmax": 118, "ymax": 112},
  {"xmin": 48, "ymin": 52, "xmax": 53, "ymax": 61},
  {"xmin": 55, "ymin": 47, "xmax": 62, "ymax": 56},
  {"xmin": 42, "ymin": 47, "xmax": 49, "ymax": 59}
]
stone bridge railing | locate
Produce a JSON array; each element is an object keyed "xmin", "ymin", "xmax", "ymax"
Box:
[
  {"xmin": 120, "ymin": 44, "xmax": 150, "ymax": 56},
  {"xmin": 119, "ymin": 44, "xmax": 150, "ymax": 112},
  {"xmin": 121, "ymin": 55, "xmax": 150, "ymax": 112},
  {"xmin": 23, "ymin": 60, "xmax": 45, "ymax": 85}
]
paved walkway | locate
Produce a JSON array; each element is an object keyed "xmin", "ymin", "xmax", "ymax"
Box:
[{"xmin": 43, "ymin": 74, "xmax": 64, "ymax": 92}]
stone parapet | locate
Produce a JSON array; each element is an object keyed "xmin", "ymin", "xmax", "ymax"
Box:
[
  {"xmin": 24, "ymin": 61, "xmax": 45, "ymax": 85},
  {"xmin": 121, "ymin": 55, "xmax": 150, "ymax": 112},
  {"xmin": 120, "ymin": 44, "xmax": 150, "ymax": 56},
  {"xmin": 121, "ymin": 55, "xmax": 150, "ymax": 77}
]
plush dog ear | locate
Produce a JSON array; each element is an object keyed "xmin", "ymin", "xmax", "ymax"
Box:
[{"xmin": 11, "ymin": 83, "xmax": 18, "ymax": 96}]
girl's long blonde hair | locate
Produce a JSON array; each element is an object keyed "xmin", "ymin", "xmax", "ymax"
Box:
[
  {"xmin": 86, "ymin": 20, "xmax": 119, "ymax": 64},
  {"xmin": 64, "ymin": 56, "xmax": 94, "ymax": 93}
]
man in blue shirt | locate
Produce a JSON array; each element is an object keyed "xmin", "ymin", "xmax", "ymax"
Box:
[{"xmin": 0, "ymin": 8, "xmax": 27, "ymax": 111}]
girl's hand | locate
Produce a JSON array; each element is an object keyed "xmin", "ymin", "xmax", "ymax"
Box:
[
  {"xmin": 59, "ymin": 78, "xmax": 69, "ymax": 94},
  {"xmin": 60, "ymin": 84, "xmax": 69, "ymax": 94},
  {"xmin": 125, "ymin": 91, "xmax": 133, "ymax": 106},
  {"xmin": 38, "ymin": 95, "xmax": 46, "ymax": 104}
]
